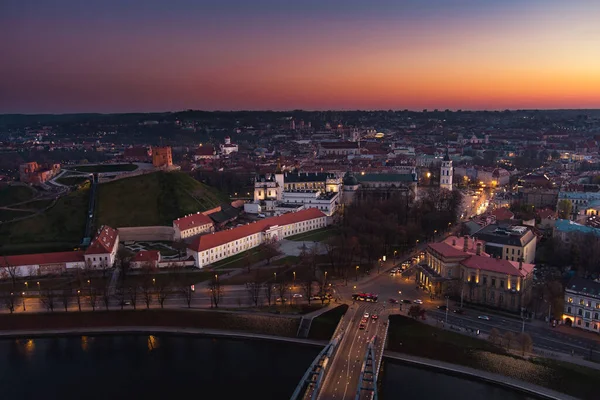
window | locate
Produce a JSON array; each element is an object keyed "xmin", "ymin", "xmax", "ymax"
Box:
[
  {"xmin": 594, "ymin": 313, "xmax": 599, "ymax": 320},
  {"xmin": 491, "ymin": 278, "xmax": 496, "ymax": 287},
  {"xmin": 577, "ymin": 319, "xmax": 582, "ymax": 326},
  {"xmin": 578, "ymin": 309, "xmax": 583, "ymax": 316},
  {"xmin": 482, "ymin": 276, "xmax": 487, "ymax": 285},
  {"xmin": 511, "ymin": 249, "xmax": 514, "ymax": 255},
  {"xmin": 585, "ymin": 322, "xmax": 590, "ymax": 328},
  {"xmin": 567, "ymin": 306, "xmax": 572, "ymax": 313},
  {"xmin": 585, "ymin": 312, "xmax": 590, "ymax": 319},
  {"xmin": 500, "ymin": 280, "xmax": 504, "ymax": 289},
  {"xmin": 587, "ymin": 301, "xmax": 592, "ymax": 307},
  {"xmin": 580, "ymin": 299, "xmax": 585, "ymax": 305},
  {"xmin": 568, "ymin": 297, "xmax": 573, "ymax": 303}
]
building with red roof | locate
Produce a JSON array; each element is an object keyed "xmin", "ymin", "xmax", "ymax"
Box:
[
  {"xmin": 131, "ymin": 250, "xmax": 161, "ymax": 269},
  {"xmin": 84, "ymin": 225, "xmax": 119, "ymax": 268},
  {"xmin": 0, "ymin": 251, "xmax": 85, "ymax": 277},
  {"xmin": 415, "ymin": 235, "xmax": 534, "ymax": 312},
  {"xmin": 187, "ymin": 208, "xmax": 327, "ymax": 268},
  {"xmin": 173, "ymin": 212, "xmax": 214, "ymax": 240}
]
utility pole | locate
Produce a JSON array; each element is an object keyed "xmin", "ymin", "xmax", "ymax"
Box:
[{"xmin": 460, "ymin": 284, "xmax": 464, "ymax": 309}]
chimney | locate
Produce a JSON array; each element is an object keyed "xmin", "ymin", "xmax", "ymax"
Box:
[
  {"xmin": 452, "ymin": 238, "xmax": 456, "ymax": 246},
  {"xmin": 463, "ymin": 235, "xmax": 468, "ymax": 252},
  {"xmin": 519, "ymin": 258, "xmax": 523, "ymax": 270},
  {"xmin": 476, "ymin": 242, "xmax": 482, "ymax": 256}
]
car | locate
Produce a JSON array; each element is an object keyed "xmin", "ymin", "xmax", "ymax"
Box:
[
  {"xmin": 389, "ymin": 272, "xmax": 396, "ymax": 276},
  {"xmin": 371, "ymin": 314, "xmax": 378, "ymax": 320},
  {"xmin": 118, "ymin": 300, "xmax": 131, "ymax": 306},
  {"xmin": 359, "ymin": 323, "xmax": 366, "ymax": 330},
  {"xmin": 413, "ymin": 299, "xmax": 423, "ymax": 305},
  {"xmin": 477, "ymin": 315, "xmax": 491, "ymax": 321},
  {"xmin": 402, "ymin": 299, "xmax": 412, "ymax": 304},
  {"xmin": 453, "ymin": 308, "xmax": 465, "ymax": 314},
  {"xmin": 310, "ymin": 295, "xmax": 321, "ymax": 301},
  {"xmin": 257, "ymin": 213, "xmax": 266, "ymax": 218},
  {"xmin": 363, "ymin": 312, "xmax": 370, "ymax": 318},
  {"xmin": 360, "ymin": 318, "xmax": 368, "ymax": 324},
  {"xmin": 390, "ymin": 268, "xmax": 398, "ymax": 273},
  {"xmin": 437, "ymin": 305, "xmax": 447, "ymax": 311},
  {"xmin": 275, "ymin": 297, "xmax": 287, "ymax": 303},
  {"xmin": 292, "ymin": 293, "xmax": 303, "ymax": 298},
  {"xmin": 388, "ymin": 298, "xmax": 398, "ymax": 304}
]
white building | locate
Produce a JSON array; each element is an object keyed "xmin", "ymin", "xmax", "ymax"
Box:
[
  {"xmin": 251, "ymin": 169, "xmax": 342, "ymax": 215},
  {"xmin": 187, "ymin": 208, "xmax": 328, "ymax": 268},
  {"xmin": 173, "ymin": 212, "xmax": 214, "ymax": 240},
  {"xmin": 563, "ymin": 277, "xmax": 600, "ymax": 333},
  {"xmin": 84, "ymin": 225, "xmax": 119, "ymax": 268},
  {"xmin": 221, "ymin": 136, "xmax": 239, "ymax": 155},
  {"xmin": 0, "ymin": 251, "xmax": 86, "ymax": 278},
  {"xmin": 440, "ymin": 150, "xmax": 453, "ymax": 191},
  {"xmin": 282, "ymin": 190, "xmax": 339, "ymax": 216}
]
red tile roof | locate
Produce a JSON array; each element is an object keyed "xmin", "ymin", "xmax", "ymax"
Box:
[
  {"xmin": 86, "ymin": 225, "xmax": 118, "ymax": 255},
  {"xmin": 460, "ymin": 255, "xmax": 534, "ymax": 277},
  {"xmin": 132, "ymin": 250, "xmax": 160, "ymax": 263},
  {"xmin": 491, "ymin": 208, "xmax": 514, "ymax": 221},
  {"xmin": 195, "ymin": 145, "xmax": 215, "ymax": 156},
  {"xmin": 174, "ymin": 212, "xmax": 214, "ymax": 231},
  {"xmin": 0, "ymin": 251, "xmax": 85, "ymax": 267},
  {"xmin": 189, "ymin": 208, "xmax": 326, "ymax": 252}
]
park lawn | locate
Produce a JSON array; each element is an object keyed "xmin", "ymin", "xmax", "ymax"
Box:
[
  {"xmin": 96, "ymin": 171, "xmax": 228, "ymax": 227},
  {"xmin": 212, "ymin": 246, "xmax": 281, "ymax": 270},
  {"xmin": 0, "ymin": 209, "xmax": 35, "ymax": 221},
  {"xmin": 286, "ymin": 227, "xmax": 339, "ymax": 242},
  {"xmin": 0, "ymin": 188, "xmax": 88, "ymax": 253},
  {"xmin": 0, "ymin": 185, "xmax": 35, "ymax": 207},
  {"xmin": 71, "ymin": 163, "xmax": 138, "ymax": 173},
  {"xmin": 20, "ymin": 198, "xmax": 55, "ymax": 211},
  {"xmin": 387, "ymin": 315, "xmax": 598, "ymax": 400},
  {"xmin": 56, "ymin": 176, "xmax": 90, "ymax": 186},
  {"xmin": 308, "ymin": 304, "xmax": 348, "ymax": 340}
]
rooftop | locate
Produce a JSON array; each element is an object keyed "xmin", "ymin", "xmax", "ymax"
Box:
[
  {"xmin": 86, "ymin": 225, "xmax": 118, "ymax": 255},
  {"xmin": 0, "ymin": 251, "xmax": 85, "ymax": 267},
  {"xmin": 565, "ymin": 277, "xmax": 600, "ymax": 298},
  {"xmin": 357, "ymin": 173, "xmax": 417, "ymax": 183},
  {"xmin": 188, "ymin": 208, "xmax": 325, "ymax": 252},
  {"xmin": 174, "ymin": 212, "xmax": 214, "ymax": 231},
  {"xmin": 460, "ymin": 255, "xmax": 534, "ymax": 278},
  {"xmin": 473, "ymin": 224, "xmax": 535, "ymax": 247}
]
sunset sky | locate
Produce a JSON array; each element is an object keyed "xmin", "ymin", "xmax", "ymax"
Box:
[{"xmin": 1, "ymin": 0, "xmax": 599, "ymax": 113}]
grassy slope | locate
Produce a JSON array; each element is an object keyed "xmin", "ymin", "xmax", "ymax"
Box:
[
  {"xmin": 387, "ymin": 315, "xmax": 598, "ymax": 400},
  {"xmin": 308, "ymin": 304, "xmax": 348, "ymax": 340},
  {"xmin": 0, "ymin": 188, "xmax": 89, "ymax": 253},
  {"xmin": 0, "ymin": 185, "xmax": 35, "ymax": 207},
  {"xmin": 96, "ymin": 171, "xmax": 228, "ymax": 227}
]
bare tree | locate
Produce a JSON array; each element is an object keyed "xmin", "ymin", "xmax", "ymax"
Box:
[
  {"xmin": 179, "ymin": 285, "xmax": 193, "ymax": 308},
  {"xmin": 258, "ymin": 237, "xmax": 280, "ymax": 265},
  {"xmin": 99, "ymin": 258, "xmax": 110, "ymax": 279},
  {"xmin": 3, "ymin": 256, "xmax": 19, "ymax": 288},
  {"xmin": 3, "ymin": 291, "xmax": 16, "ymax": 313},
  {"xmin": 247, "ymin": 270, "xmax": 262, "ymax": 306},
  {"xmin": 488, "ymin": 328, "xmax": 501, "ymax": 345},
  {"xmin": 517, "ymin": 333, "xmax": 533, "ymax": 356},
  {"xmin": 276, "ymin": 281, "xmax": 288, "ymax": 305},
  {"xmin": 101, "ymin": 284, "xmax": 111, "ymax": 311},
  {"xmin": 61, "ymin": 288, "xmax": 71, "ymax": 312},
  {"xmin": 128, "ymin": 285, "xmax": 138, "ymax": 310},
  {"xmin": 156, "ymin": 283, "xmax": 170, "ymax": 308},
  {"xmin": 88, "ymin": 287, "xmax": 98, "ymax": 311},
  {"xmin": 503, "ymin": 331, "xmax": 514, "ymax": 351},
  {"xmin": 302, "ymin": 277, "xmax": 315, "ymax": 305},
  {"xmin": 40, "ymin": 289, "xmax": 56, "ymax": 312},
  {"xmin": 264, "ymin": 282, "xmax": 273, "ymax": 306},
  {"xmin": 141, "ymin": 263, "xmax": 155, "ymax": 309},
  {"xmin": 244, "ymin": 251, "xmax": 254, "ymax": 273},
  {"xmin": 209, "ymin": 275, "xmax": 222, "ymax": 308}
]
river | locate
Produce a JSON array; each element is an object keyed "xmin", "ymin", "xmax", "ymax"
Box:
[{"xmin": 0, "ymin": 334, "xmax": 539, "ymax": 400}]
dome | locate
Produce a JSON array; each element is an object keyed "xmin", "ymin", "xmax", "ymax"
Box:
[
  {"xmin": 343, "ymin": 171, "xmax": 359, "ymax": 186},
  {"xmin": 375, "ymin": 132, "xmax": 385, "ymax": 138}
]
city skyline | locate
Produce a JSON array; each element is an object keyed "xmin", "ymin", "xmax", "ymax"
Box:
[{"xmin": 2, "ymin": 0, "xmax": 600, "ymax": 113}]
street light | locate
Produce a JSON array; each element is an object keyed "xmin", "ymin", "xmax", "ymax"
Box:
[
  {"xmin": 21, "ymin": 292, "xmax": 26, "ymax": 311},
  {"xmin": 355, "ymin": 266, "xmax": 359, "ymax": 281},
  {"xmin": 152, "ymin": 278, "xmax": 156, "ymax": 285},
  {"xmin": 76, "ymin": 290, "xmax": 81, "ymax": 312},
  {"xmin": 293, "ymin": 271, "xmax": 296, "ymax": 287}
]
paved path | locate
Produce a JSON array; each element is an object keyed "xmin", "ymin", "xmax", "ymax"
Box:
[{"xmin": 383, "ymin": 351, "xmax": 577, "ymax": 400}]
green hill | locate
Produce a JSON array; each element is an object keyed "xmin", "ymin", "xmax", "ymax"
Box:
[{"xmin": 95, "ymin": 171, "xmax": 229, "ymax": 227}]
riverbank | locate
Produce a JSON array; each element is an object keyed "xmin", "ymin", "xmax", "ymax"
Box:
[
  {"xmin": 387, "ymin": 315, "xmax": 599, "ymax": 400},
  {"xmin": 0, "ymin": 309, "xmax": 303, "ymax": 338},
  {"xmin": 383, "ymin": 352, "xmax": 577, "ymax": 400}
]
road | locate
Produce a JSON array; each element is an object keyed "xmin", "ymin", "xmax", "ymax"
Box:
[
  {"xmin": 335, "ymin": 254, "xmax": 600, "ymax": 359},
  {"xmin": 317, "ymin": 302, "xmax": 386, "ymax": 400}
]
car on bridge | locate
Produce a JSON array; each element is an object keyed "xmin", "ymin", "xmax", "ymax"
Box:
[
  {"xmin": 453, "ymin": 308, "xmax": 465, "ymax": 314},
  {"xmin": 388, "ymin": 298, "xmax": 398, "ymax": 304},
  {"xmin": 413, "ymin": 299, "xmax": 423, "ymax": 305},
  {"xmin": 437, "ymin": 305, "xmax": 447, "ymax": 311},
  {"xmin": 363, "ymin": 312, "xmax": 370, "ymax": 318},
  {"xmin": 371, "ymin": 314, "xmax": 378, "ymax": 320},
  {"xmin": 478, "ymin": 315, "xmax": 491, "ymax": 321}
]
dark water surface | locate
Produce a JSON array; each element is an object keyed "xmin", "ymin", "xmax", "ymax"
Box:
[{"xmin": 0, "ymin": 335, "xmax": 542, "ymax": 400}]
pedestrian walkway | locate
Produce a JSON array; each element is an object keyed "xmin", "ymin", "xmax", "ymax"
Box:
[{"xmin": 383, "ymin": 351, "xmax": 577, "ymax": 400}]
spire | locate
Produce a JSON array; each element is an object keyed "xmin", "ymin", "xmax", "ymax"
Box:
[
  {"xmin": 443, "ymin": 148, "xmax": 450, "ymax": 162},
  {"xmin": 275, "ymin": 158, "xmax": 282, "ymax": 174}
]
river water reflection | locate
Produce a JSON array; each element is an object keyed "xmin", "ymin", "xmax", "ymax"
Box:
[{"xmin": 0, "ymin": 335, "xmax": 540, "ymax": 400}]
